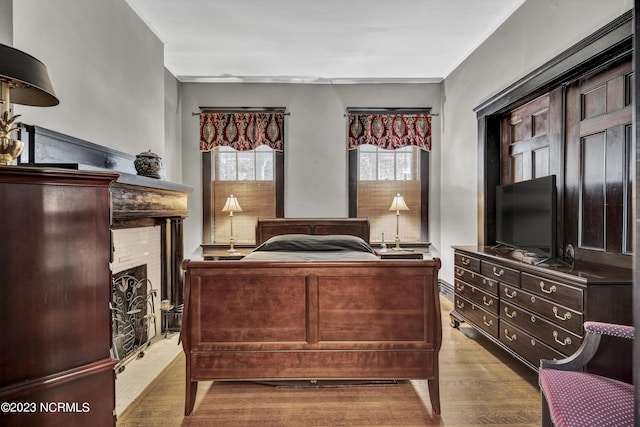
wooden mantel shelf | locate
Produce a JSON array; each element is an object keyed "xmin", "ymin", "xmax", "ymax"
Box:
[
  {"xmin": 110, "ymin": 173, "xmax": 192, "ymax": 222},
  {"xmin": 18, "ymin": 124, "xmax": 193, "ymax": 226}
]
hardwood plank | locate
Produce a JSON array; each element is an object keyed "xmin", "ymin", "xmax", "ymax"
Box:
[{"xmin": 117, "ymin": 297, "xmax": 540, "ymax": 426}]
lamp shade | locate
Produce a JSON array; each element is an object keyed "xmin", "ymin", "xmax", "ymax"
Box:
[
  {"xmin": 389, "ymin": 193, "xmax": 409, "ymax": 211},
  {"xmin": 0, "ymin": 44, "xmax": 59, "ymax": 107},
  {"xmin": 222, "ymin": 195, "xmax": 242, "ymax": 212}
]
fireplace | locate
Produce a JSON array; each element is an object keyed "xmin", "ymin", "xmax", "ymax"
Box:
[{"xmin": 111, "ymin": 264, "xmax": 157, "ymax": 368}]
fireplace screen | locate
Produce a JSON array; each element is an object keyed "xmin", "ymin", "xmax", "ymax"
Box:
[{"xmin": 110, "ymin": 264, "xmax": 157, "ymax": 372}]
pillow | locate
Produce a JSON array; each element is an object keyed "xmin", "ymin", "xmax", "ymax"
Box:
[{"xmin": 255, "ymin": 234, "xmax": 375, "ymax": 254}]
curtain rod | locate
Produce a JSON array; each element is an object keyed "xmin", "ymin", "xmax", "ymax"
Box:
[
  {"xmin": 192, "ymin": 107, "xmax": 289, "ymax": 116},
  {"xmin": 345, "ymin": 107, "xmax": 438, "ymax": 116}
]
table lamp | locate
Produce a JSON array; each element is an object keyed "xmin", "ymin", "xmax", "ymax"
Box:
[
  {"xmin": 0, "ymin": 44, "xmax": 59, "ymax": 165},
  {"xmin": 389, "ymin": 193, "xmax": 409, "ymax": 250},
  {"xmin": 222, "ymin": 195, "xmax": 242, "ymax": 252}
]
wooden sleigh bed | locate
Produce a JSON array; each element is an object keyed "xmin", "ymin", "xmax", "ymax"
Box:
[{"xmin": 181, "ymin": 218, "xmax": 442, "ymax": 415}]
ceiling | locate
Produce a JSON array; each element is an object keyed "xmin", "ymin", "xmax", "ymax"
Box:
[{"xmin": 126, "ymin": 0, "xmax": 526, "ymax": 84}]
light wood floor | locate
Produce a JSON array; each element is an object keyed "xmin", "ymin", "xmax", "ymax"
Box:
[{"xmin": 117, "ymin": 297, "xmax": 541, "ymax": 426}]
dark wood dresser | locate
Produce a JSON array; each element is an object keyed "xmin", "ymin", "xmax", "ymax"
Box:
[
  {"xmin": 0, "ymin": 166, "xmax": 118, "ymax": 426},
  {"xmin": 450, "ymin": 246, "xmax": 633, "ymax": 382}
]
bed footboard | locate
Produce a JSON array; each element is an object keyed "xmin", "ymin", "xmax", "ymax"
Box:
[{"xmin": 181, "ymin": 259, "xmax": 442, "ymax": 416}]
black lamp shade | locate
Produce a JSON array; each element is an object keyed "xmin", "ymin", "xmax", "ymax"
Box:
[{"xmin": 0, "ymin": 43, "xmax": 59, "ymax": 107}]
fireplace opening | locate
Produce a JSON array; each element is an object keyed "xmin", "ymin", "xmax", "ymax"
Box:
[{"xmin": 110, "ymin": 264, "xmax": 158, "ymax": 372}]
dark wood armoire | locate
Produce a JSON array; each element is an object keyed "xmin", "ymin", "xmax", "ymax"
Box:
[{"xmin": 0, "ymin": 166, "xmax": 118, "ymax": 426}]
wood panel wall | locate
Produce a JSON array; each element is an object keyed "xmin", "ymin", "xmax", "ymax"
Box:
[{"xmin": 498, "ymin": 59, "xmax": 632, "ymax": 268}]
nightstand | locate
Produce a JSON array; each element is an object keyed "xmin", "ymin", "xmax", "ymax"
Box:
[
  {"xmin": 374, "ymin": 249, "xmax": 424, "ymax": 259},
  {"xmin": 203, "ymin": 248, "xmax": 252, "ymax": 260}
]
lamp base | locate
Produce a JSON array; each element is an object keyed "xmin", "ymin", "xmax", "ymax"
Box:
[{"xmin": 0, "ymin": 137, "xmax": 23, "ymax": 165}]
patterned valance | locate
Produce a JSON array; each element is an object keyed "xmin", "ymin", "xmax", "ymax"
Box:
[
  {"xmin": 199, "ymin": 112, "xmax": 284, "ymax": 152},
  {"xmin": 348, "ymin": 113, "xmax": 431, "ymax": 151}
]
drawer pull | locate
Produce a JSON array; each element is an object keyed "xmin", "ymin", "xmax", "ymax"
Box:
[
  {"xmin": 539, "ymin": 281, "xmax": 557, "ymax": 294},
  {"xmin": 552, "ymin": 330, "xmax": 572, "ymax": 346},
  {"xmin": 483, "ymin": 316, "xmax": 493, "ymax": 327},
  {"xmin": 482, "ymin": 296, "xmax": 493, "ymax": 307},
  {"xmin": 553, "ymin": 306, "xmax": 572, "ymax": 321},
  {"xmin": 504, "ymin": 329, "xmax": 517, "ymax": 342},
  {"xmin": 461, "ymin": 257, "xmax": 470, "ymax": 266},
  {"xmin": 482, "ymin": 278, "xmax": 494, "ymax": 288},
  {"xmin": 456, "ymin": 268, "xmax": 464, "ymax": 277},
  {"xmin": 456, "ymin": 283, "xmax": 465, "ymax": 292},
  {"xmin": 493, "ymin": 267, "xmax": 504, "ymax": 277},
  {"xmin": 456, "ymin": 301, "xmax": 465, "ymax": 309},
  {"xmin": 530, "ymin": 316, "xmax": 536, "ymax": 323},
  {"xmin": 504, "ymin": 288, "xmax": 517, "ymax": 299},
  {"xmin": 530, "ymin": 339, "xmax": 536, "ymax": 346},
  {"xmin": 504, "ymin": 308, "xmax": 516, "ymax": 319}
]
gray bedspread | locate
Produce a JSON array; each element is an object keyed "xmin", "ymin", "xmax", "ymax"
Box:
[
  {"xmin": 242, "ymin": 250, "xmax": 379, "ymax": 261},
  {"xmin": 242, "ymin": 233, "xmax": 379, "ymax": 261}
]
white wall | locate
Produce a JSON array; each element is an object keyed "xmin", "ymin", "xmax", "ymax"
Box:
[
  {"xmin": 180, "ymin": 83, "xmax": 442, "ymax": 259},
  {"xmin": 0, "ymin": 0, "xmax": 11, "ymax": 45},
  {"xmin": 439, "ymin": 0, "xmax": 633, "ymax": 285},
  {"xmin": 10, "ymin": 0, "xmax": 169, "ymax": 165},
  {"xmin": 163, "ymin": 68, "xmax": 182, "ymax": 183}
]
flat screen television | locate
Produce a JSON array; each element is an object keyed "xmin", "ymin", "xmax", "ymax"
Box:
[{"xmin": 496, "ymin": 175, "xmax": 557, "ymax": 260}]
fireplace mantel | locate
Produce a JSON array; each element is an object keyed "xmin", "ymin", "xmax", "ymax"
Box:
[{"xmin": 18, "ymin": 125, "xmax": 192, "ymax": 227}]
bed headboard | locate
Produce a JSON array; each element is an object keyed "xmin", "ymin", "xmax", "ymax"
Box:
[{"xmin": 255, "ymin": 218, "xmax": 370, "ymax": 245}]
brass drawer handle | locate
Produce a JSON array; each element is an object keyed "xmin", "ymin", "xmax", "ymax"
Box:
[
  {"xmin": 493, "ymin": 267, "xmax": 504, "ymax": 277},
  {"xmin": 456, "ymin": 283, "xmax": 465, "ymax": 292},
  {"xmin": 504, "ymin": 308, "xmax": 516, "ymax": 319},
  {"xmin": 482, "ymin": 278, "xmax": 494, "ymax": 288},
  {"xmin": 483, "ymin": 316, "xmax": 493, "ymax": 327},
  {"xmin": 552, "ymin": 330, "xmax": 572, "ymax": 346},
  {"xmin": 456, "ymin": 268, "xmax": 464, "ymax": 277},
  {"xmin": 553, "ymin": 306, "xmax": 572, "ymax": 321},
  {"xmin": 461, "ymin": 257, "xmax": 470, "ymax": 266},
  {"xmin": 504, "ymin": 288, "xmax": 517, "ymax": 299},
  {"xmin": 530, "ymin": 339, "xmax": 536, "ymax": 346},
  {"xmin": 482, "ymin": 296, "xmax": 493, "ymax": 307},
  {"xmin": 504, "ymin": 329, "xmax": 517, "ymax": 342},
  {"xmin": 456, "ymin": 301, "xmax": 465, "ymax": 309},
  {"xmin": 539, "ymin": 281, "xmax": 557, "ymax": 294}
]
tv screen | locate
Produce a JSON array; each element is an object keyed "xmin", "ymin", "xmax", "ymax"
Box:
[{"xmin": 496, "ymin": 175, "xmax": 557, "ymax": 259}]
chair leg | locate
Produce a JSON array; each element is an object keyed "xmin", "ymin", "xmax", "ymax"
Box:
[{"xmin": 541, "ymin": 392, "xmax": 553, "ymax": 427}]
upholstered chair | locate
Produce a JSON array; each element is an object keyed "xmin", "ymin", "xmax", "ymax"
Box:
[{"xmin": 539, "ymin": 321, "xmax": 634, "ymax": 427}]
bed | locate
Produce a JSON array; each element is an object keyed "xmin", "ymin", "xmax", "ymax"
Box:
[{"xmin": 181, "ymin": 218, "xmax": 442, "ymax": 415}]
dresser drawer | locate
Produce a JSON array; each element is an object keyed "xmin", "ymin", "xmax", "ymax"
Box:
[
  {"xmin": 454, "ymin": 280, "xmax": 498, "ymax": 315},
  {"xmin": 454, "ymin": 266, "xmax": 481, "ymax": 286},
  {"xmin": 501, "ymin": 300, "xmax": 582, "ymax": 355},
  {"xmin": 454, "ymin": 252, "xmax": 481, "ymax": 273},
  {"xmin": 481, "ymin": 261, "xmax": 519, "ymax": 286},
  {"xmin": 454, "ymin": 295, "xmax": 498, "ymax": 338},
  {"xmin": 521, "ymin": 272, "xmax": 582, "ymax": 311},
  {"xmin": 501, "ymin": 285, "xmax": 583, "ymax": 335},
  {"xmin": 500, "ymin": 321, "xmax": 566, "ymax": 368},
  {"xmin": 454, "ymin": 267, "xmax": 498, "ymax": 296},
  {"xmin": 499, "ymin": 283, "xmax": 528, "ymax": 306}
]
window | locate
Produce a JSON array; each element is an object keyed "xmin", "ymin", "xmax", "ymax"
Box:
[
  {"xmin": 347, "ymin": 111, "xmax": 431, "ymax": 244},
  {"xmin": 217, "ymin": 145, "xmax": 274, "ymax": 181},
  {"xmin": 358, "ymin": 145, "xmax": 417, "ymax": 181},
  {"xmin": 212, "ymin": 146, "xmax": 276, "ymax": 245},
  {"xmin": 200, "ymin": 111, "xmax": 285, "ymax": 247}
]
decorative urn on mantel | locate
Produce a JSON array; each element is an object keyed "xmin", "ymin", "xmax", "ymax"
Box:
[{"xmin": 134, "ymin": 149, "xmax": 163, "ymax": 179}]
